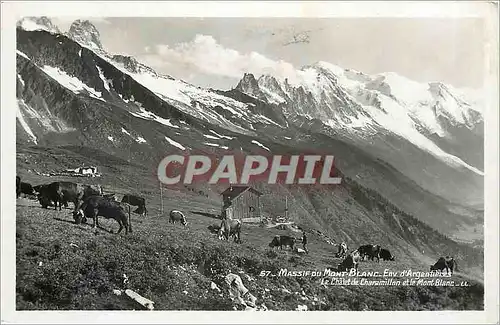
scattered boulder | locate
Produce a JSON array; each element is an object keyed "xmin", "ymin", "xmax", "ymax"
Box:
[
  {"xmin": 294, "ymin": 247, "xmax": 307, "ymax": 254},
  {"xmin": 225, "ymin": 273, "xmax": 257, "ymax": 308},
  {"xmin": 210, "ymin": 281, "xmax": 221, "ymax": 292},
  {"xmin": 296, "ymin": 304, "xmax": 308, "ymax": 311},
  {"xmin": 124, "ymin": 289, "xmax": 154, "ymax": 310},
  {"xmin": 280, "ymin": 287, "xmax": 291, "ymax": 294}
]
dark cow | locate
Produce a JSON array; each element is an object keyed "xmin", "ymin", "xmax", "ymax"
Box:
[
  {"xmin": 19, "ymin": 182, "xmax": 36, "ymax": 197},
  {"xmin": 380, "ymin": 248, "xmax": 395, "ymax": 261},
  {"xmin": 35, "ymin": 184, "xmax": 67, "ymax": 208},
  {"xmin": 358, "ymin": 244, "xmax": 381, "ymax": 262},
  {"xmin": 36, "ymin": 182, "xmax": 103, "ymax": 211},
  {"xmin": 430, "ymin": 256, "xmax": 458, "ymax": 275},
  {"xmin": 268, "ymin": 235, "xmax": 296, "ymax": 250},
  {"xmin": 121, "ymin": 194, "xmax": 148, "ymax": 217},
  {"xmin": 357, "ymin": 244, "xmax": 372, "ymax": 260},
  {"xmin": 38, "ymin": 182, "xmax": 83, "ymax": 211},
  {"xmin": 335, "ymin": 242, "xmax": 348, "ymax": 258},
  {"xmin": 168, "ymin": 210, "xmax": 188, "ymax": 226},
  {"xmin": 73, "ymin": 195, "xmax": 132, "ymax": 234},
  {"xmin": 337, "ymin": 250, "xmax": 361, "ymax": 272},
  {"xmin": 16, "ymin": 176, "xmax": 21, "ymax": 198},
  {"xmin": 218, "ymin": 219, "xmax": 242, "ymax": 243}
]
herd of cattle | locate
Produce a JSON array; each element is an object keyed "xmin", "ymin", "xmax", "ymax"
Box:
[
  {"xmin": 16, "ymin": 176, "xmax": 148, "ymax": 234},
  {"xmin": 266, "ymin": 235, "xmax": 457, "ymax": 275},
  {"xmin": 16, "ymin": 176, "xmax": 459, "ymax": 276},
  {"xmin": 16, "ymin": 176, "xmax": 244, "ymax": 242}
]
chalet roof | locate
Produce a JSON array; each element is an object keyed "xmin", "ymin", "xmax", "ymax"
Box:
[{"xmin": 221, "ymin": 186, "xmax": 262, "ymax": 201}]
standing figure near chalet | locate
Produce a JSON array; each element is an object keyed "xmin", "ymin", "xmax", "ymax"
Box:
[{"xmin": 302, "ymin": 231, "xmax": 309, "ymax": 254}]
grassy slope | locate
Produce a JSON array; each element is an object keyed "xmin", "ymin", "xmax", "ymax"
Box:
[{"xmin": 16, "ymin": 197, "xmax": 484, "ymax": 311}]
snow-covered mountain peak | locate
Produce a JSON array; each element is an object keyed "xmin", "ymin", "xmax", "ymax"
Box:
[
  {"xmin": 236, "ymin": 59, "xmax": 484, "ymax": 177},
  {"xmin": 67, "ymin": 20, "xmax": 103, "ymax": 51},
  {"xmin": 311, "ymin": 60, "xmax": 345, "ymax": 75},
  {"xmin": 17, "ymin": 17, "xmax": 60, "ymax": 34}
]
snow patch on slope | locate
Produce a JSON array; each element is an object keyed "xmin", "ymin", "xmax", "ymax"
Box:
[
  {"xmin": 41, "ymin": 65, "xmax": 105, "ymax": 102},
  {"xmin": 209, "ymin": 130, "xmax": 234, "ymax": 139},
  {"xmin": 165, "ymin": 136, "xmax": 186, "ymax": 150},
  {"xmin": 251, "ymin": 140, "xmax": 270, "ymax": 151},
  {"xmin": 17, "ymin": 99, "xmax": 75, "ymax": 134},
  {"xmin": 17, "ymin": 50, "xmax": 30, "ymax": 60},
  {"xmin": 121, "ymin": 128, "xmax": 131, "ymax": 136},
  {"xmin": 17, "ymin": 74, "xmax": 25, "ymax": 87},
  {"xmin": 204, "ymin": 142, "xmax": 220, "ymax": 147},
  {"xmin": 16, "ymin": 101, "xmax": 38, "ymax": 144},
  {"xmin": 136, "ymin": 136, "xmax": 147, "ymax": 144},
  {"xmin": 129, "ymin": 106, "xmax": 180, "ymax": 129},
  {"xmin": 96, "ymin": 65, "xmax": 111, "ymax": 92},
  {"xmin": 257, "ymin": 114, "xmax": 283, "ymax": 127}
]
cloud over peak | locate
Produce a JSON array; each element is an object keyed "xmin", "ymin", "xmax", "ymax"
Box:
[{"xmin": 140, "ymin": 34, "xmax": 299, "ymax": 85}]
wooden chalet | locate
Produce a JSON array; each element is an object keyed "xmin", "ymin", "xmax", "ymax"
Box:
[{"xmin": 221, "ymin": 186, "xmax": 263, "ymax": 222}]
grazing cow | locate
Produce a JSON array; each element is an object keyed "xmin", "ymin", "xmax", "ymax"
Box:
[
  {"xmin": 335, "ymin": 242, "xmax": 348, "ymax": 259},
  {"xmin": 121, "ymin": 194, "xmax": 148, "ymax": 217},
  {"xmin": 357, "ymin": 244, "xmax": 372, "ymax": 260},
  {"xmin": 358, "ymin": 244, "xmax": 381, "ymax": 262},
  {"xmin": 37, "ymin": 182, "xmax": 85, "ymax": 211},
  {"xmin": 16, "ymin": 176, "xmax": 21, "ymax": 198},
  {"xmin": 218, "ymin": 219, "xmax": 242, "ymax": 243},
  {"xmin": 337, "ymin": 250, "xmax": 361, "ymax": 272},
  {"xmin": 168, "ymin": 210, "xmax": 188, "ymax": 226},
  {"xmin": 430, "ymin": 256, "xmax": 458, "ymax": 275},
  {"xmin": 73, "ymin": 195, "xmax": 132, "ymax": 234},
  {"xmin": 380, "ymin": 248, "xmax": 395, "ymax": 261},
  {"xmin": 34, "ymin": 184, "xmax": 67, "ymax": 208},
  {"xmin": 268, "ymin": 235, "xmax": 296, "ymax": 250}
]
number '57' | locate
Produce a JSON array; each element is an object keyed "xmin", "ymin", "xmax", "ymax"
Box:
[{"xmin": 259, "ymin": 271, "xmax": 271, "ymax": 277}]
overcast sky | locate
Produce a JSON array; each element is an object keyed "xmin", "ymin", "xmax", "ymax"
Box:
[{"xmin": 53, "ymin": 17, "xmax": 486, "ymax": 90}]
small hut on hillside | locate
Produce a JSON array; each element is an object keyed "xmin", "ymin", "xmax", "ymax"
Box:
[
  {"xmin": 221, "ymin": 186, "xmax": 262, "ymax": 222},
  {"xmin": 63, "ymin": 166, "xmax": 99, "ymax": 177}
]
